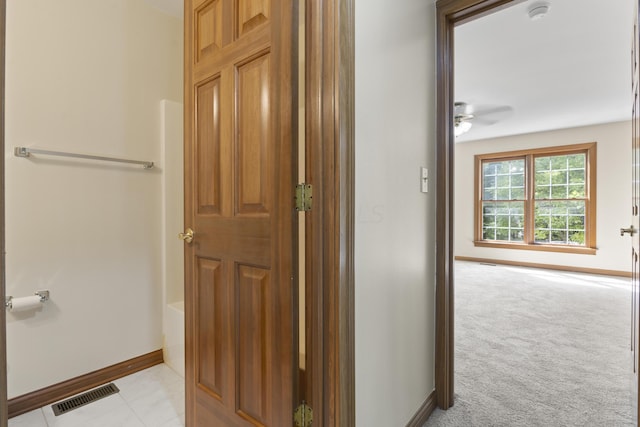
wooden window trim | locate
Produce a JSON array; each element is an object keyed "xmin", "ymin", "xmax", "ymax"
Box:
[{"xmin": 473, "ymin": 142, "xmax": 597, "ymax": 254}]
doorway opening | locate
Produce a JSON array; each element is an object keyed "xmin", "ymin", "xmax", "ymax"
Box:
[{"xmin": 436, "ymin": 0, "xmax": 635, "ymax": 422}]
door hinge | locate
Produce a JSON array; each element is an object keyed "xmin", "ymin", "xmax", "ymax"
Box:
[
  {"xmin": 294, "ymin": 401, "xmax": 313, "ymax": 427},
  {"xmin": 295, "ymin": 183, "xmax": 313, "ymax": 211}
]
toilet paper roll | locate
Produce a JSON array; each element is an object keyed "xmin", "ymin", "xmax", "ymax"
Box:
[{"xmin": 9, "ymin": 295, "xmax": 42, "ymax": 312}]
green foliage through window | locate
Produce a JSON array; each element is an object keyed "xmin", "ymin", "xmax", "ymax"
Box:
[{"xmin": 478, "ymin": 147, "xmax": 592, "ymax": 250}]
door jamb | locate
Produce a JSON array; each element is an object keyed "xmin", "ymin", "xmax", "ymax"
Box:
[
  {"xmin": 306, "ymin": 0, "xmax": 355, "ymax": 425},
  {"xmin": 434, "ymin": 0, "xmax": 520, "ymax": 410}
]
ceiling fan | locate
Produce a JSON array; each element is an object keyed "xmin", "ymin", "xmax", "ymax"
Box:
[{"xmin": 454, "ymin": 102, "xmax": 514, "ymax": 137}]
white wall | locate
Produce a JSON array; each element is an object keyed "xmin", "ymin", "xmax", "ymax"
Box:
[
  {"xmin": 161, "ymin": 100, "xmax": 184, "ymax": 307},
  {"xmin": 161, "ymin": 100, "xmax": 185, "ymax": 377},
  {"xmin": 455, "ymin": 121, "xmax": 632, "ymax": 272},
  {"xmin": 5, "ymin": 0, "xmax": 182, "ymax": 397},
  {"xmin": 355, "ymin": 1, "xmax": 436, "ymax": 425}
]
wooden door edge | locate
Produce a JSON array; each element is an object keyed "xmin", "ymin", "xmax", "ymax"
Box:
[
  {"xmin": 182, "ymin": 1, "xmax": 194, "ymax": 424},
  {"xmin": 434, "ymin": 0, "xmax": 519, "ymax": 411},
  {"xmin": 306, "ymin": 0, "xmax": 355, "ymax": 425}
]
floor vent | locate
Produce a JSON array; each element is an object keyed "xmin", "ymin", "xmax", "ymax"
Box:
[{"xmin": 51, "ymin": 383, "xmax": 120, "ymax": 416}]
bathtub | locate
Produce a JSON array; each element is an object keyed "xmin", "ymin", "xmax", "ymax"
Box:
[{"xmin": 164, "ymin": 301, "xmax": 185, "ymax": 378}]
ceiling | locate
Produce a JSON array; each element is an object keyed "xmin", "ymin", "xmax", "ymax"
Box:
[{"xmin": 454, "ymin": 0, "xmax": 635, "ymax": 143}]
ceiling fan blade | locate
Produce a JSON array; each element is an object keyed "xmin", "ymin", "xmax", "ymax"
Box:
[
  {"xmin": 471, "ymin": 104, "xmax": 514, "ymax": 120},
  {"xmin": 473, "ymin": 116, "xmax": 499, "ymax": 126},
  {"xmin": 454, "ymin": 102, "xmax": 514, "ymax": 128}
]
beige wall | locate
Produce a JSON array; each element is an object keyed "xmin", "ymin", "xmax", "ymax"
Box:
[
  {"xmin": 454, "ymin": 121, "xmax": 632, "ymax": 273},
  {"xmin": 5, "ymin": 0, "xmax": 182, "ymax": 397},
  {"xmin": 355, "ymin": 1, "xmax": 436, "ymax": 425}
]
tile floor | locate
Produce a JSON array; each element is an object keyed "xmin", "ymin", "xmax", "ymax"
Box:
[{"xmin": 8, "ymin": 364, "xmax": 185, "ymax": 427}]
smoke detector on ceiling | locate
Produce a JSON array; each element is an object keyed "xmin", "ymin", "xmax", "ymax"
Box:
[{"xmin": 528, "ymin": 2, "xmax": 551, "ymax": 21}]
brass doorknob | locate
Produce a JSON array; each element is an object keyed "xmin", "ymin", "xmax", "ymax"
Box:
[
  {"xmin": 620, "ymin": 225, "xmax": 636, "ymax": 237},
  {"xmin": 178, "ymin": 228, "xmax": 194, "ymax": 243}
]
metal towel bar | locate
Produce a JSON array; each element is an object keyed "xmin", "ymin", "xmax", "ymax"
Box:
[{"xmin": 14, "ymin": 147, "xmax": 154, "ymax": 169}]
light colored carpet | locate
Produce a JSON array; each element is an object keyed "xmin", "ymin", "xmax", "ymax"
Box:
[{"xmin": 425, "ymin": 261, "xmax": 635, "ymax": 427}]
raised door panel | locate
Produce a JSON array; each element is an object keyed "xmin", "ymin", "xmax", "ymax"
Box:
[
  {"xmin": 196, "ymin": 77, "xmax": 222, "ymax": 215},
  {"xmin": 235, "ymin": 52, "xmax": 271, "ymax": 215},
  {"xmin": 237, "ymin": 0, "xmax": 270, "ymax": 37},
  {"xmin": 196, "ymin": 258, "xmax": 226, "ymax": 398},
  {"xmin": 236, "ymin": 264, "xmax": 270, "ymax": 424},
  {"xmin": 196, "ymin": 0, "xmax": 224, "ymax": 62}
]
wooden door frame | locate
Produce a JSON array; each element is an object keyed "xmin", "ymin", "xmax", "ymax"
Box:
[
  {"xmin": 434, "ymin": 0, "xmax": 522, "ymax": 410},
  {"xmin": 306, "ymin": 0, "xmax": 355, "ymax": 425}
]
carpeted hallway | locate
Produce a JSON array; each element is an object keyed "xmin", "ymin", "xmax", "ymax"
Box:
[{"xmin": 425, "ymin": 261, "xmax": 634, "ymax": 426}]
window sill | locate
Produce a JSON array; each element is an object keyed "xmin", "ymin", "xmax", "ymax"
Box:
[{"xmin": 473, "ymin": 240, "xmax": 596, "ymax": 255}]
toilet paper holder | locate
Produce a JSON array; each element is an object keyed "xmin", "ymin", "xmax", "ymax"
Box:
[{"xmin": 4, "ymin": 290, "xmax": 50, "ymax": 310}]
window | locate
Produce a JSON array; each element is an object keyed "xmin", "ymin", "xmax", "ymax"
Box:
[{"xmin": 475, "ymin": 143, "xmax": 596, "ymax": 254}]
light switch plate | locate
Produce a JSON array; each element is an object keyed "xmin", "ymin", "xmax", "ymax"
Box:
[{"xmin": 421, "ymin": 167, "xmax": 428, "ymax": 193}]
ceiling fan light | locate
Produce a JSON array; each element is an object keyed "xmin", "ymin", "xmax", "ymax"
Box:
[{"xmin": 455, "ymin": 120, "xmax": 472, "ymax": 137}]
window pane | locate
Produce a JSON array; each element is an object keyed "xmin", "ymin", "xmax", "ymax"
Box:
[
  {"xmin": 568, "ymin": 215, "xmax": 584, "ymax": 230},
  {"xmin": 510, "ymin": 229, "xmax": 524, "ymax": 241},
  {"xmin": 497, "ymin": 188, "xmax": 511, "ymax": 200},
  {"xmin": 511, "ymin": 187, "xmax": 525, "ymax": 200},
  {"xmin": 551, "ymin": 171, "xmax": 567, "ymax": 185},
  {"xmin": 568, "ymin": 169, "xmax": 584, "ymax": 184},
  {"xmin": 511, "ymin": 173, "xmax": 524, "ymax": 187},
  {"xmin": 534, "ymin": 200, "xmax": 586, "ymax": 246},
  {"xmin": 551, "ymin": 215, "xmax": 567, "ymax": 229},
  {"xmin": 551, "ymin": 155, "xmax": 567, "ymax": 170},
  {"xmin": 568, "ymin": 154, "xmax": 585, "ymax": 168},
  {"xmin": 483, "ymin": 163, "xmax": 496, "ymax": 176},
  {"xmin": 536, "ymin": 171, "xmax": 551, "ymax": 186},
  {"xmin": 569, "ymin": 231, "xmax": 585, "ymax": 245},
  {"xmin": 481, "ymin": 201, "xmax": 524, "ymax": 242},
  {"xmin": 484, "ymin": 188, "xmax": 496, "ymax": 200},
  {"xmin": 483, "ymin": 215, "xmax": 496, "ymax": 227},
  {"xmin": 535, "ymin": 229, "xmax": 550, "ymax": 243},
  {"xmin": 535, "ymin": 185, "xmax": 550, "ymax": 199},
  {"xmin": 496, "ymin": 228, "xmax": 509, "ymax": 240},
  {"xmin": 483, "ymin": 227, "xmax": 496, "ymax": 240},
  {"xmin": 535, "ymin": 157, "xmax": 550, "ymax": 171},
  {"xmin": 497, "ymin": 175, "xmax": 510, "ymax": 187},
  {"xmin": 535, "ymin": 153, "xmax": 586, "ymax": 201},
  {"xmin": 535, "ymin": 215, "xmax": 549, "ymax": 229},
  {"xmin": 567, "ymin": 201, "xmax": 585, "ymax": 215},
  {"xmin": 511, "ymin": 214, "xmax": 524, "ymax": 228},
  {"xmin": 551, "ymin": 230, "xmax": 567, "ymax": 243},
  {"xmin": 498, "ymin": 162, "xmax": 512, "ymax": 174},
  {"xmin": 483, "ymin": 204, "xmax": 496, "ymax": 215},
  {"xmin": 568, "ymin": 184, "xmax": 585, "ymax": 198},
  {"xmin": 551, "ymin": 185, "xmax": 568, "ymax": 198},
  {"xmin": 496, "ymin": 215, "xmax": 510, "ymax": 227},
  {"xmin": 482, "ymin": 159, "xmax": 525, "ymax": 201}
]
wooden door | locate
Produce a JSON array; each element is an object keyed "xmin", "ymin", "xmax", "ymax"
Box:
[
  {"xmin": 183, "ymin": 1, "xmax": 298, "ymax": 426},
  {"xmin": 631, "ymin": 0, "xmax": 640, "ymax": 422}
]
